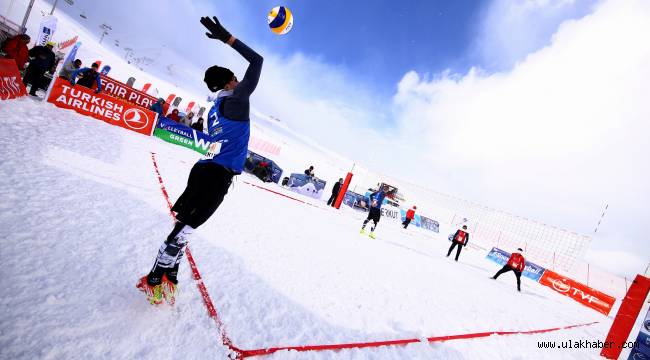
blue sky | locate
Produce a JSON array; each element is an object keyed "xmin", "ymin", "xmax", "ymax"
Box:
[{"xmin": 17, "ymin": 0, "xmax": 650, "ymax": 278}]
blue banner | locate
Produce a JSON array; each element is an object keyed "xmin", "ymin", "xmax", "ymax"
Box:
[
  {"xmin": 243, "ymin": 151, "xmax": 283, "ymax": 184},
  {"xmin": 342, "ymin": 191, "xmax": 368, "ymax": 210},
  {"xmin": 398, "ymin": 210, "xmax": 440, "ymax": 233},
  {"xmin": 485, "ymin": 247, "xmax": 546, "ymax": 282},
  {"xmin": 287, "ymin": 173, "xmax": 326, "ymax": 199}
]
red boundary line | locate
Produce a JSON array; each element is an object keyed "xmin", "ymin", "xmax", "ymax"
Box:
[
  {"xmin": 241, "ymin": 180, "xmax": 325, "ymax": 210},
  {"xmin": 150, "ymin": 152, "xmax": 599, "ymax": 359},
  {"xmin": 237, "ymin": 321, "xmax": 599, "ymax": 358},
  {"xmin": 150, "ymin": 152, "xmax": 245, "ymax": 358}
]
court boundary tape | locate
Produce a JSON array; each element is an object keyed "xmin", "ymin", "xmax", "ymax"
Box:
[{"xmin": 150, "ymin": 152, "xmax": 599, "ymax": 359}]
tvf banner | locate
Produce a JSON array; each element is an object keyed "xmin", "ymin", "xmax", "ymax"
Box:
[
  {"xmin": 0, "ymin": 59, "xmax": 27, "ymax": 100},
  {"xmin": 539, "ymin": 269, "xmax": 616, "ymax": 316},
  {"xmin": 486, "ymin": 247, "xmax": 546, "ymax": 281},
  {"xmin": 153, "ymin": 117, "xmax": 212, "ymax": 154},
  {"xmin": 100, "ymin": 75, "xmax": 169, "ymax": 114},
  {"xmin": 47, "ymin": 77, "xmax": 156, "ymax": 136},
  {"xmin": 399, "ymin": 210, "xmax": 440, "ymax": 233}
]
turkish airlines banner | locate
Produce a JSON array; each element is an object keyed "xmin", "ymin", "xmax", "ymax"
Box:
[
  {"xmin": 539, "ymin": 269, "xmax": 616, "ymax": 316},
  {"xmin": 0, "ymin": 59, "xmax": 28, "ymax": 100},
  {"xmin": 47, "ymin": 77, "xmax": 156, "ymax": 136},
  {"xmin": 99, "ymin": 75, "xmax": 169, "ymax": 114}
]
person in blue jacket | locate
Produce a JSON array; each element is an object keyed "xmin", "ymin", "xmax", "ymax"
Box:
[
  {"xmin": 70, "ymin": 62, "xmax": 102, "ymax": 94},
  {"xmin": 137, "ymin": 15, "xmax": 263, "ymax": 305},
  {"xmin": 360, "ymin": 185, "xmax": 389, "ymax": 239},
  {"xmin": 149, "ymin": 98, "xmax": 165, "ymax": 116}
]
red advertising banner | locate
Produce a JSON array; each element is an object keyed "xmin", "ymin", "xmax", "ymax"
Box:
[
  {"xmin": 539, "ymin": 269, "xmax": 616, "ymax": 316},
  {"xmin": 47, "ymin": 77, "xmax": 156, "ymax": 136},
  {"xmin": 100, "ymin": 75, "xmax": 169, "ymax": 114},
  {"xmin": 0, "ymin": 59, "xmax": 28, "ymax": 100}
]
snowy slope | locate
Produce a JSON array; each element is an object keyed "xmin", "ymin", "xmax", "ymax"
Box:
[{"xmin": 0, "ymin": 98, "xmax": 613, "ymax": 359}]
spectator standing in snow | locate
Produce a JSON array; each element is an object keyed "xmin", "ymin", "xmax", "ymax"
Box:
[
  {"xmin": 167, "ymin": 108, "xmax": 181, "ymax": 122},
  {"xmin": 59, "ymin": 59, "xmax": 82, "ymax": 80},
  {"xmin": 23, "ymin": 41, "xmax": 56, "ymax": 96},
  {"xmin": 139, "ymin": 15, "xmax": 263, "ymax": 305},
  {"xmin": 304, "ymin": 166, "xmax": 314, "ymax": 178},
  {"xmin": 191, "ymin": 117, "xmax": 205, "ymax": 132},
  {"xmin": 327, "ymin": 178, "xmax": 343, "ymax": 206},
  {"xmin": 2, "ymin": 34, "xmax": 31, "ymax": 70},
  {"xmin": 70, "ymin": 62, "xmax": 102, "ymax": 94},
  {"xmin": 403, "ymin": 206, "xmax": 416, "ymax": 229},
  {"xmin": 180, "ymin": 111, "xmax": 194, "ymax": 127},
  {"xmin": 492, "ymin": 248, "xmax": 526, "ymax": 292},
  {"xmin": 149, "ymin": 98, "xmax": 165, "ymax": 116},
  {"xmin": 446, "ymin": 225, "xmax": 469, "ymax": 261}
]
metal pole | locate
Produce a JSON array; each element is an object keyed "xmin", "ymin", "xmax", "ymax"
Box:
[
  {"xmin": 20, "ymin": 0, "xmax": 36, "ymax": 33},
  {"xmin": 49, "ymin": 0, "xmax": 59, "ymax": 15}
]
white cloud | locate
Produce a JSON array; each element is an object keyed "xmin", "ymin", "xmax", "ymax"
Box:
[
  {"xmin": 471, "ymin": 0, "xmax": 599, "ymax": 69},
  {"xmin": 390, "ymin": 0, "xmax": 650, "ymax": 277}
]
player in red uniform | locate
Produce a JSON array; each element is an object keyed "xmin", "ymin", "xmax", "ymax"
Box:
[
  {"xmin": 492, "ymin": 248, "xmax": 526, "ymax": 292},
  {"xmin": 446, "ymin": 225, "xmax": 469, "ymax": 261}
]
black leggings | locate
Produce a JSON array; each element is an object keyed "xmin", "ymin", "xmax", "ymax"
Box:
[
  {"xmin": 147, "ymin": 162, "xmax": 233, "ymax": 285},
  {"xmin": 446, "ymin": 242, "xmax": 464, "ymax": 261},
  {"xmin": 493, "ymin": 265, "xmax": 522, "ymax": 290},
  {"xmin": 172, "ymin": 162, "xmax": 233, "ymax": 228}
]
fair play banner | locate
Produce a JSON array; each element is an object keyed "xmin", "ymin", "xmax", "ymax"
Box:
[
  {"xmin": 100, "ymin": 75, "xmax": 169, "ymax": 114},
  {"xmin": 47, "ymin": 77, "xmax": 156, "ymax": 136},
  {"xmin": 0, "ymin": 59, "xmax": 28, "ymax": 100},
  {"xmin": 539, "ymin": 269, "xmax": 616, "ymax": 316}
]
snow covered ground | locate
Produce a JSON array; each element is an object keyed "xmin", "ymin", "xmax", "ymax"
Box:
[{"xmin": 0, "ymin": 98, "xmax": 615, "ymax": 359}]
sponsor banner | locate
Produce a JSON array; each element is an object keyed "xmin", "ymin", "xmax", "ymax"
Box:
[
  {"xmin": 56, "ymin": 35, "xmax": 78, "ymax": 51},
  {"xmin": 486, "ymin": 247, "xmax": 546, "ymax": 281},
  {"xmin": 0, "ymin": 59, "xmax": 28, "ymax": 100},
  {"xmin": 342, "ymin": 191, "xmax": 368, "ymax": 210},
  {"xmin": 380, "ymin": 206, "xmax": 401, "ymax": 221},
  {"xmin": 100, "ymin": 65, "xmax": 111, "ymax": 76},
  {"xmin": 243, "ymin": 151, "xmax": 283, "ymax": 184},
  {"xmin": 539, "ymin": 269, "xmax": 616, "ymax": 316},
  {"xmin": 419, "ymin": 215, "xmax": 440, "ymax": 233},
  {"xmin": 36, "ymin": 15, "xmax": 58, "ymax": 46},
  {"xmin": 47, "ymin": 77, "xmax": 156, "ymax": 136},
  {"xmin": 627, "ymin": 306, "xmax": 650, "ymax": 359},
  {"xmin": 100, "ymin": 75, "xmax": 169, "ymax": 114},
  {"xmin": 287, "ymin": 173, "xmax": 326, "ymax": 199},
  {"xmin": 153, "ymin": 117, "xmax": 212, "ymax": 154},
  {"xmin": 249, "ymin": 136, "xmax": 282, "ymax": 156}
]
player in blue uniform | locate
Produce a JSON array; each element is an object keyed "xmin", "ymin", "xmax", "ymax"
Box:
[
  {"xmin": 360, "ymin": 185, "xmax": 389, "ymax": 239},
  {"xmin": 137, "ymin": 15, "xmax": 263, "ymax": 304}
]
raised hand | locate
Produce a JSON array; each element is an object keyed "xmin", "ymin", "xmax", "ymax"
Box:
[{"xmin": 200, "ymin": 16, "xmax": 232, "ymax": 43}]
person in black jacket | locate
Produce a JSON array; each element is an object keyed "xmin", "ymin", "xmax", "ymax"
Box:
[
  {"xmin": 327, "ymin": 178, "xmax": 343, "ymax": 206},
  {"xmin": 23, "ymin": 42, "xmax": 56, "ymax": 96}
]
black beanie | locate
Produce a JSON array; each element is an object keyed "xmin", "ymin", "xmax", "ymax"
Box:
[{"xmin": 204, "ymin": 66, "xmax": 234, "ymax": 92}]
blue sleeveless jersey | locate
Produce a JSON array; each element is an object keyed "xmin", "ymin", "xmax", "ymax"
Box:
[{"xmin": 198, "ymin": 96, "xmax": 250, "ymax": 173}]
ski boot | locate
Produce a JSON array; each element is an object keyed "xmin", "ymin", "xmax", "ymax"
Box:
[
  {"xmin": 369, "ymin": 232, "xmax": 376, "ymax": 239},
  {"xmin": 161, "ymin": 274, "xmax": 178, "ymax": 305},
  {"xmin": 136, "ymin": 276, "xmax": 163, "ymax": 305}
]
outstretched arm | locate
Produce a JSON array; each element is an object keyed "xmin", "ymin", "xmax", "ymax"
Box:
[{"xmin": 201, "ymin": 16, "xmax": 263, "ymax": 98}]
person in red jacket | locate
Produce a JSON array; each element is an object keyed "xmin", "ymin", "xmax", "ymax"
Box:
[
  {"xmin": 492, "ymin": 248, "xmax": 526, "ymax": 292},
  {"xmin": 446, "ymin": 225, "xmax": 469, "ymax": 261},
  {"xmin": 402, "ymin": 205, "xmax": 416, "ymax": 229},
  {"xmin": 2, "ymin": 34, "xmax": 31, "ymax": 70}
]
